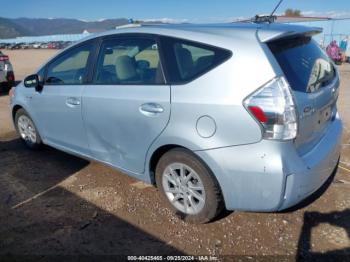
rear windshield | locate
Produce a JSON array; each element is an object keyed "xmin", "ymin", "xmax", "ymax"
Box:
[{"xmin": 268, "ymin": 37, "xmax": 335, "ymax": 92}]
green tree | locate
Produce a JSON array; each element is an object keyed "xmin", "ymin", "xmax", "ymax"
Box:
[{"xmin": 285, "ymin": 9, "xmax": 302, "ymax": 17}]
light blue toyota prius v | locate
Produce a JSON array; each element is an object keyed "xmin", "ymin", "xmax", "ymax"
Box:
[{"xmin": 10, "ymin": 22, "xmax": 342, "ymax": 223}]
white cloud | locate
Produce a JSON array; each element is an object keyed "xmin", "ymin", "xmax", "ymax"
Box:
[
  {"xmin": 143, "ymin": 16, "xmax": 252, "ymax": 23},
  {"xmin": 76, "ymin": 18, "xmax": 106, "ymax": 22},
  {"xmin": 204, "ymin": 16, "xmax": 248, "ymax": 23},
  {"xmin": 141, "ymin": 18, "xmax": 189, "ymax": 24},
  {"xmin": 302, "ymin": 10, "xmax": 350, "ymax": 19}
]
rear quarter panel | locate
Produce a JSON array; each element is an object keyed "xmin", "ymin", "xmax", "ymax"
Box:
[{"xmin": 152, "ymin": 32, "xmax": 277, "ymax": 152}]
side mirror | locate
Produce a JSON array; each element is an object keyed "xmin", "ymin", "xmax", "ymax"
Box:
[{"xmin": 24, "ymin": 74, "xmax": 43, "ymax": 92}]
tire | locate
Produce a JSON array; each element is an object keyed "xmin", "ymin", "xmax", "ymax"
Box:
[
  {"xmin": 15, "ymin": 109, "xmax": 42, "ymax": 149},
  {"xmin": 155, "ymin": 148, "xmax": 224, "ymax": 223},
  {"xmin": 0, "ymin": 82, "xmax": 10, "ymax": 93}
]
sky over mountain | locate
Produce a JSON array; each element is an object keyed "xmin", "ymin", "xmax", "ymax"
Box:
[
  {"xmin": 2, "ymin": 0, "xmax": 349, "ymax": 22},
  {"xmin": 0, "ymin": 0, "xmax": 349, "ymax": 39}
]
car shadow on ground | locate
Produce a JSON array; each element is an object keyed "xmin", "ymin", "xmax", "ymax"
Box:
[
  {"xmin": 0, "ymin": 81, "xmax": 21, "ymax": 96},
  {"xmin": 286, "ymin": 164, "xmax": 350, "ymax": 261},
  {"xmin": 0, "ymin": 88, "xmax": 9, "ymax": 97},
  {"xmin": 0, "ymin": 136, "xmax": 183, "ymax": 259},
  {"xmin": 296, "ymin": 209, "xmax": 350, "ymax": 261},
  {"xmin": 2, "ymin": 134, "xmax": 349, "ymax": 260}
]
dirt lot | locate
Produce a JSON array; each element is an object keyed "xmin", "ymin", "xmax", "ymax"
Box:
[{"xmin": 0, "ymin": 50, "xmax": 349, "ymax": 260}]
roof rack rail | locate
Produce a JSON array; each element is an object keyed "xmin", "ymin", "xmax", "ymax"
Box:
[
  {"xmin": 250, "ymin": 0, "xmax": 282, "ymax": 24},
  {"xmin": 252, "ymin": 15, "xmax": 277, "ymax": 24},
  {"xmin": 115, "ymin": 23, "xmax": 142, "ymax": 29}
]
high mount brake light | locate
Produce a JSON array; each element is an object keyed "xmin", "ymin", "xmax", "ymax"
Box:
[{"xmin": 244, "ymin": 76, "xmax": 298, "ymax": 140}]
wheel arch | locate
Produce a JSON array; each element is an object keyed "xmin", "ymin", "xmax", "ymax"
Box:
[
  {"xmin": 149, "ymin": 144, "xmax": 187, "ymax": 185},
  {"xmin": 12, "ymin": 104, "xmax": 23, "ymax": 122},
  {"xmin": 148, "ymin": 144, "xmax": 224, "ymax": 198},
  {"xmin": 12, "ymin": 105, "xmax": 43, "ymax": 141}
]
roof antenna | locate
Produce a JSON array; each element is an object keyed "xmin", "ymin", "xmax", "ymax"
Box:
[
  {"xmin": 270, "ymin": 0, "xmax": 284, "ymax": 18},
  {"xmin": 253, "ymin": 0, "xmax": 284, "ymax": 24}
]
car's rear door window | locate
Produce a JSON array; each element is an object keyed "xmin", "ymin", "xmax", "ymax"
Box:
[
  {"xmin": 93, "ymin": 37, "xmax": 164, "ymax": 85},
  {"xmin": 160, "ymin": 37, "xmax": 231, "ymax": 84}
]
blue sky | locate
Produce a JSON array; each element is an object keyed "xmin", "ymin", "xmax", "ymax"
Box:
[
  {"xmin": 2, "ymin": 0, "xmax": 350, "ymax": 22},
  {"xmin": 2, "ymin": 0, "xmax": 350, "ymax": 42}
]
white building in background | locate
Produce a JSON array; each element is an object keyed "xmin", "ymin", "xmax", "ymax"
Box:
[
  {"xmin": 0, "ymin": 31, "xmax": 91, "ymax": 44},
  {"xmin": 346, "ymin": 36, "xmax": 350, "ymax": 57}
]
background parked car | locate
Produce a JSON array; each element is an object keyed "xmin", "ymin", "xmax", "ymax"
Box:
[
  {"xmin": 0, "ymin": 41, "xmax": 73, "ymax": 50},
  {"xmin": 32, "ymin": 43, "xmax": 41, "ymax": 49},
  {"xmin": 21, "ymin": 43, "xmax": 31, "ymax": 49},
  {"xmin": 0, "ymin": 43, "xmax": 8, "ymax": 49},
  {"xmin": 40, "ymin": 43, "xmax": 49, "ymax": 49},
  {"xmin": 8, "ymin": 43, "xmax": 22, "ymax": 50},
  {"xmin": 0, "ymin": 51, "xmax": 15, "ymax": 91}
]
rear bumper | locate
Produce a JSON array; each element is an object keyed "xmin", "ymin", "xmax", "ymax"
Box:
[
  {"xmin": 279, "ymin": 116, "xmax": 342, "ymax": 210},
  {"xmin": 195, "ymin": 115, "xmax": 342, "ymax": 212}
]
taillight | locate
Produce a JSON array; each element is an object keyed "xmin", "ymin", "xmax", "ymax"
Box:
[
  {"xmin": 0, "ymin": 55, "xmax": 9, "ymax": 61},
  {"xmin": 244, "ymin": 76, "xmax": 298, "ymax": 140},
  {"xmin": 6, "ymin": 71, "xmax": 14, "ymax": 82}
]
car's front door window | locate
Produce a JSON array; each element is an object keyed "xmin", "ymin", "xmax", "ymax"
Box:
[{"xmin": 45, "ymin": 43, "xmax": 93, "ymax": 85}]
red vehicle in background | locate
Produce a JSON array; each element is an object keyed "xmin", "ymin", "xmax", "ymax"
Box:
[
  {"xmin": 0, "ymin": 51, "xmax": 15, "ymax": 91},
  {"xmin": 47, "ymin": 42, "xmax": 55, "ymax": 49}
]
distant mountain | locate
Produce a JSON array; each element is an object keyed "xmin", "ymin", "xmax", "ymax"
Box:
[
  {"xmin": 0, "ymin": 17, "xmax": 130, "ymax": 38},
  {"xmin": 0, "ymin": 17, "xmax": 32, "ymax": 38}
]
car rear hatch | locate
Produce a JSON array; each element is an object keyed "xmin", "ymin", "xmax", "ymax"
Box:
[{"xmin": 259, "ymin": 26, "xmax": 339, "ymax": 155}]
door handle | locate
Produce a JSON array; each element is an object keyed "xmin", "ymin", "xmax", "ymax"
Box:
[
  {"xmin": 66, "ymin": 97, "xmax": 81, "ymax": 107},
  {"xmin": 139, "ymin": 103, "xmax": 164, "ymax": 117}
]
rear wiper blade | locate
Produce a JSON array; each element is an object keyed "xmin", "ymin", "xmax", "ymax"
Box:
[{"xmin": 308, "ymin": 73, "xmax": 334, "ymax": 92}]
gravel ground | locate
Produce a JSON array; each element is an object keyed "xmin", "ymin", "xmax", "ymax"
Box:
[{"xmin": 0, "ymin": 50, "xmax": 349, "ymax": 260}]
